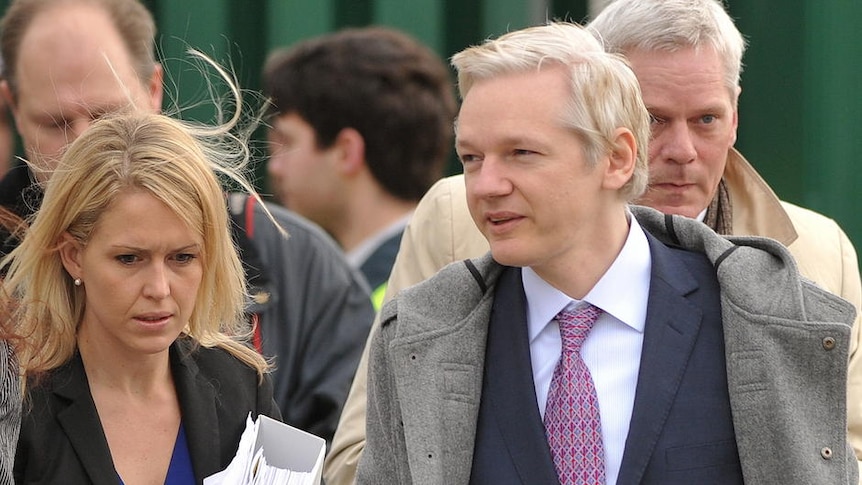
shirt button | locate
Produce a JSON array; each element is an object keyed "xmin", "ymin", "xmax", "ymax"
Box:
[{"xmin": 822, "ymin": 337, "xmax": 836, "ymax": 351}]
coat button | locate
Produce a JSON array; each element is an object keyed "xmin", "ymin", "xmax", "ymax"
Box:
[
  {"xmin": 821, "ymin": 447, "xmax": 833, "ymax": 460},
  {"xmin": 822, "ymin": 337, "xmax": 836, "ymax": 351}
]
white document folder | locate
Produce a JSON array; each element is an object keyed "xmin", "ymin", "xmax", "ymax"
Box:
[{"xmin": 204, "ymin": 413, "xmax": 325, "ymax": 485}]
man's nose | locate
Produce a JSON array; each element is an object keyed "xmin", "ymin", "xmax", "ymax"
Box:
[
  {"xmin": 468, "ymin": 157, "xmax": 514, "ymax": 199},
  {"xmin": 660, "ymin": 122, "xmax": 697, "ymax": 165}
]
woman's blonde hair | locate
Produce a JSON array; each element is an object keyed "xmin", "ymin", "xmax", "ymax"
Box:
[{"xmin": 1, "ymin": 51, "xmax": 272, "ymax": 381}]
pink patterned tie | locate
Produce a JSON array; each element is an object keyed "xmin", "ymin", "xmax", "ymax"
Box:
[{"xmin": 544, "ymin": 303, "xmax": 606, "ymax": 485}]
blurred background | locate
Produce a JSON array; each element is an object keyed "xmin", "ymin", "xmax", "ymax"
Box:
[{"xmin": 3, "ymin": 0, "xmax": 861, "ymax": 261}]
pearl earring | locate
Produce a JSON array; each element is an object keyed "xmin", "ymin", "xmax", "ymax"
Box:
[{"xmin": 74, "ymin": 278, "xmax": 82, "ymax": 287}]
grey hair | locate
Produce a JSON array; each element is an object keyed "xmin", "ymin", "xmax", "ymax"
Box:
[{"xmin": 588, "ymin": 0, "xmax": 747, "ymax": 94}]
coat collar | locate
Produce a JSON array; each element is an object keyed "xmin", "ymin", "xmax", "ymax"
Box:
[
  {"xmin": 51, "ymin": 353, "xmax": 117, "ymax": 485},
  {"xmin": 724, "ymin": 148, "xmax": 797, "ymax": 246}
]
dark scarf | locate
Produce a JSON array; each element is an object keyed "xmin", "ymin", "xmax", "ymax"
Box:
[{"xmin": 703, "ymin": 178, "xmax": 733, "ymax": 235}]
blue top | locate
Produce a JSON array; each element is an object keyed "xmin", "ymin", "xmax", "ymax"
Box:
[{"xmin": 119, "ymin": 422, "xmax": 195, "ymax": 484}]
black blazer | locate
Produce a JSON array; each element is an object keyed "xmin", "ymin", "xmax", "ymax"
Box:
[{"xmin": 14, "ymin": 337, "xmax": 281, "ymax": 484}]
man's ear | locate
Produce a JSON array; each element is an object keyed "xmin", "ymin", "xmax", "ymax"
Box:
[
  {"xmin": 58, "ymin": 232, "xmax": 84, "ymax": 282},
  {"xmin": 333, "ymin": 127, "xmax": 366, "ymax": 176},
  {"xmin": 0, "ymin": 80, "xmax": 15, "ymax": 110},
  {"xmin": 0, "ymin": 80, "xmax": 20, "ymax": 132},
  {"xmin": 146, "ymin": 63, "xmax": 165, "ymax": 113},
  {"xmin": 602, "ymin": 127, "xmax": 637, "ymax": 191},
  {"xmin": 730, "ymin": 85, "xmax": 741, "ymax": 146}
]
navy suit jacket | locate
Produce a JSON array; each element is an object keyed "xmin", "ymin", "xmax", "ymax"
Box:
[
  {"xmin": 14, "ymin": 338, "xmax": 281, "ymax": 484},
  {"xmin": 469, "ymin": 233, "xmax": 742, "ymax": 484}
]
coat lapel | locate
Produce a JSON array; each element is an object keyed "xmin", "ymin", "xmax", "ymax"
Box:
[
  {"xmin": 171, "ymin": 340, "xmax": 221, "ymax": 481},
  {"xmin": 389, "ymin": 258, "xmax": 498, "ymax": 484},
  {"xmin": 617, "ymin": 234, "xmax": 705, "ymax": 484},
  {"xmin": 482, "ymin": 266, "xmax": 559, "ymax": 483},
  {"xmin": 53, "ymin": 354, "xmax": 120, "ymax": 485}
]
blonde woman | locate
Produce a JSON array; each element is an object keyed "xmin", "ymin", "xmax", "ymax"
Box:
[{"xmin": 2, "ymin": 110, "xmax": 281, "ymax": 484}]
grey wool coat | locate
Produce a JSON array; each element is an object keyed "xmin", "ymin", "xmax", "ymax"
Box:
[{"xmin": 357, "ymin": 205, "xmax": 858, "ymax": 485}]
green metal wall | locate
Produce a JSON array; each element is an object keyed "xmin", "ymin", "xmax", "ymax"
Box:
[
  {"xmin": 1, "ymin": 0, "xmax": 859, "ymax": 254},
  {"xmin": 143, "ymin": 0, "xmax": 588, "ymax": 187},
  {"xmin": 145, "ymin": 0, "xmax": 581, "ymax": 122},
  {"xmin": 144, "ymin": 0, "xmax": 862, "ymax": 254},
  {"xmin": 728, "ymin": 1, "xmax": 862, "ymax": 259}
]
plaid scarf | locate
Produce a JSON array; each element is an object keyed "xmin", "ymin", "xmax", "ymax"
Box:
[{"xmin": 703, "ymin": 178, "xmax": 733, "ymax": 235}]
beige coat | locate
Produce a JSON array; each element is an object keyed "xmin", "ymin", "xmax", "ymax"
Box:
[{"xmin": 324, "ymin": 147, "xmax": 862, "ymax": 484}]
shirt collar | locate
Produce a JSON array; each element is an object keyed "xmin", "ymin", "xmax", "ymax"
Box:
[
  {"xmin": 524, "ymin": 210, "xmax": 652, "ymax": 342},
  {"xmin": 345, "ymin": 212, "xmax": 413, "ymax": 268}
]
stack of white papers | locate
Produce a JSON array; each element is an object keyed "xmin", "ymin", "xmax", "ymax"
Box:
[{"xmin": 204, "ymin": 413, "xmax": 325, "ymax": 485}]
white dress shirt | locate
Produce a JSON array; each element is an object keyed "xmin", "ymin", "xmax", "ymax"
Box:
[{"xmin": 524, "ymin": 211, "xmax": 652, "ymax": 485}]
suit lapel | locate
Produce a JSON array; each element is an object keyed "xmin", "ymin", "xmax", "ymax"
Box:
[
  {"xmin": 617, "ymin": 234, "xmax": 705, "ymax": 484},
  {"xmin": 54, "ymin": 354, "xmax": 120, "ymax": 485},
  {"xmin": 171, "ymin": 340, "xmax": 221, "ymax": 481},
  {"xmin": 483, "ymin": 267, "xmax": 559, "ymax": 483}
]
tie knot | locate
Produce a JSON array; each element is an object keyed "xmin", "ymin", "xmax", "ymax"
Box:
[{"xmin": 555, "ymin": 303, "xmax": 602, "ymax": 352}]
